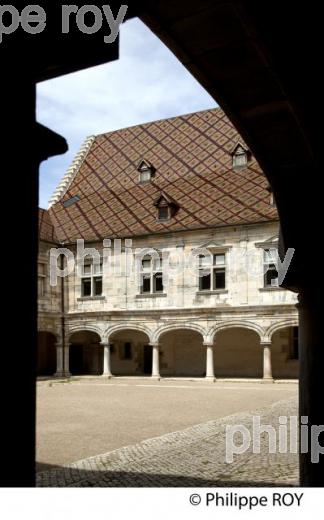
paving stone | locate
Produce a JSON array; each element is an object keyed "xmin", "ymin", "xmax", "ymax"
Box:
[{"xmin": 37, "ymin": 396, "xmax": 298, "ymax": 487}]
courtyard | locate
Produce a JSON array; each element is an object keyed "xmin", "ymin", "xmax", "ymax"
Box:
[{"xmin": 36, "ymin": 378, "xmax": 298, "ymax": 486}]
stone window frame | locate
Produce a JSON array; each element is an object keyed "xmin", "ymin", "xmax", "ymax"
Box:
[
  {"xmin": 139, "ymin": 253, "xmax": 164, "ymax": 295},
  {"xmin": 38, "ymin": 259, "xmax": 47, "ymax": 298},
  {"xmin": 80, "ymin": 257, "xmax": 103, "ymax": 298},
  {"xmin": 197, "ymin": 247, "xmax": 228, "ymax": 293},
  {"xmin": 262, "ymin": 248, "xmax": 279, "ymax": 288},
  {"xmin": 255, "ymin": 238, "xmax": 284, "ymax": 291}
]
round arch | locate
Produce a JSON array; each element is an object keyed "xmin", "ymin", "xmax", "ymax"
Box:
[
  {"xmin": 266, "ymin": 319, "xmax": 299, "ymax": 341},
  {"xmin": 106, "ymin": 324, "xmax": 153, "ymax": 343},
  {"xmin": 37, "ymin": 327, "xmax": 61, "ymax": 343},
  {"xmin": 106, "ymin": 326, "xmax": 153, "ymax": 376},
  {"xmin": 152, "ymin": 323, "xmax": 207, "ymax": 344},
  {"xmin": 68, "ymin": 324, "xmax": 104, "ymax": 342},
  {"xmin": 68, "ymin": 329, "xmax": 102, "ymax": 376},
  {"xmin": 211, "ymin": 325, "xmax": 264, "ymax": 378},
  {"xmin": 207, "ymin": 320, "xmax": 265, "ymax": 343},
  {"xmin": 38, "ymin": 329, "xmax": 59, "ymax": 341},
  {"xmin": 268, "ymin": 321, "xmax": 299, "ymax": 379},
  {"xmin": 156, "ymin": 325, "xmax": 206, "ymax": 377}
]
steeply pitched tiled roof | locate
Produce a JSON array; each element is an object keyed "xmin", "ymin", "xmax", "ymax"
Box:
[
  {"xmin": 49, "ymin": 108, "xmax": 278, "ymax": 243},
  {"xmin": 39, "ymin": 208, "xmax": 58, "ymax": 243},
  {"xmin": 48, "ymin": 135, "xmax": 95, "ymax": 208}
]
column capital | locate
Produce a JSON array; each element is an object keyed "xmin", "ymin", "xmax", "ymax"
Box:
[
  {"xmin": 100, "ymin": 341, "xmax": 110, "ymax": 347},
  {"xmin": 54, "ymin": 342, "xmax": 63, "ymax": 348},
  {"xmin": 260, "ymin": 341, "xmax": 272, "ymax": 347},
  {"xmin": 149, "ymin": 342, "xmax": 160, "ymax": 348},
  {"xmin": 203, "ymin": 342, "xmax": 214, "ymax": 347}
]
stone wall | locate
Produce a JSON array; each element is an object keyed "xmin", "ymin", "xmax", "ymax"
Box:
[{"xmin": 65, "ymin": 221, "xmax": 297, "ymax": 314}]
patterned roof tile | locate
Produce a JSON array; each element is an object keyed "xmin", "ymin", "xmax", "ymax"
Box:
[
  {"xmin": 39, "ymin": 208, "xmax": 58, "ymax": 243},
  {"xmin": 49, "ymin": 108, "xmax": 278, "ymax": 242}
]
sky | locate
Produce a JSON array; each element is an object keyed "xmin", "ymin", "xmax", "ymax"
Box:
[{"xmin": 37, "ymin": 18, "xmax": 217, "ymax": 209}]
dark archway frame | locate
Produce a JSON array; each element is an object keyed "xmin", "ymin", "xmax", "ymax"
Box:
[{"xmin": 1, "ymin": 1, "xmax": 321, "ymax": 486}]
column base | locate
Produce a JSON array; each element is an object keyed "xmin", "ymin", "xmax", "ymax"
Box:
[
  {"xmin": 151, "ymin": 375, "xmax": 161, "ymax": 381},
  {"xmin": 205, "ymin": 376, "xmax": 216, "ymax": 382},
  {"xmin": 262, "ymin": 376, "xmax": 274, "ymax": 383},
  {"xmin": 54, "ymin": 371, "xmax": 71, "ymax": 378},
  {"xmin": 53, "ymin": 372, "xmax": 65, "ymax": 378},
  {"xmin": 102, "ymin": 373, "xmax": 113, "ymax": 379}
]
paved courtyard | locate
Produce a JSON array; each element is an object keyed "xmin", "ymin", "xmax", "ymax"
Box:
[{"xmin": 36, "ymin": 378, "xmax": 298, "ymax": 487}]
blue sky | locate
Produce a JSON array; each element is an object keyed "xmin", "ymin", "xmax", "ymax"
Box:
[{"xmin": 37, "ymin": 18, "xmax": 216, "ymax": 209}]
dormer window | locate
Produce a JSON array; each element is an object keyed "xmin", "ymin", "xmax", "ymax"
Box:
[
  {"xmin": 231, "ymin": 143, "xmax": 250, "ymax": 171},
  {"xmin": 154, "ymin": 193, "xmax": 179, "ymax": 222},
  {"xmin": 137, "ymin": 159, "xmax": 156, "ymax": 183}
]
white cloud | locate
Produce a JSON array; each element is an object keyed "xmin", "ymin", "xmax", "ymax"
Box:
[{"xmin": 37, "ymin": 18, "xmax": 216, "ymax": 208}]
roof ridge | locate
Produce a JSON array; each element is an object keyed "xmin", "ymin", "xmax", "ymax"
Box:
[
  {"xmin": 94, "ymin": 106, "xmax": 221, "ymax": 139},
  {"xmin": 47, "ymin": 135, "xmax": 95, "ymax": 208}
]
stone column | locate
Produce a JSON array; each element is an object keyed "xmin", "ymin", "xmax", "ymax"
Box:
[
  {"xmin": 151, "ymin": 343, "xmax": 160, "ymax": 379},
  {"xmin": 101, "ymin": 342, "xmax": 113, "ymax": 378},
  {"xmin": 261, "ymin": 341, "xmax": 273, "ymax": 381},
  {"xmin": 204, "ymin": 343, "xmax": 216, "ymax": 381},
  {"xmin": 54, "ymin": 342, "xmax": 64, "ymax": 377},
  {"xmin": 298, "ymin": 290, "xmax": 324, "ymax": 486},
  {"xmin": 63, "ymin": 343, "xmax": 71, "ymax": 377}
]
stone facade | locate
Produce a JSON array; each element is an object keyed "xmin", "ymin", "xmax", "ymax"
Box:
[
  {"xmin": 37, "ymin": 108, "xmax": 299, "ymax": 380},
  {"xmin": 38, "ymin": 220, "xmax": 299, "ymax": 380}
]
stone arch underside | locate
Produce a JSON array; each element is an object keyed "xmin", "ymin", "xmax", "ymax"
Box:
[
  {"xmin": 213, "ymin": 327, "xmax": 263, "ymax": 378},
  {"xmin": 108, "ymin": 328, "xmax": 152, "ymax": 376},
  {"xmin": 69, "ymin": 330, "xmax": 102, "ymax": 375},
  {"xmin": 158, "ymin": 328, "xmax": 205, "ymax": 377},
  {"xmin": 271, "ymin": 325, "xmax": 299, "ymax": 379}
]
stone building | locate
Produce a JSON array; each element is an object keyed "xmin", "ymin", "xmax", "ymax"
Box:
[{"xmin": 38, "ymin": 108, "xmax": 298, "ymax": 381}]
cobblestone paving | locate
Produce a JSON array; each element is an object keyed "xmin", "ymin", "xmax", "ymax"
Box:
[{"xmin": 37, "ymin": 396, "xmax": 298, "ymax": 487}]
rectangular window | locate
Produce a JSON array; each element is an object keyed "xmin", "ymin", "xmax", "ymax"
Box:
[
  {"xmin": 199, "ymin": 253, "xmax": 226, "ymax": 291},
  {"xmin": 81, "ymin": 278, "xmax": 91, "ymax": 297},
  {"xmin": 140, "ymin": 255, "xmax": 163, "ymax": 294},
  {"xmin": 93, "ymin": 277, "xmax": 102, "ymax": 296},
  {"xmin": 263, "ymin": 249, "xmax": 278, "ymax": 287},
  {"xmin": 233, "ymin": 152, "xmax": 247, "ymax": 169},
  {"xmin": 158, "ymin": 206, "xmax": 169, "ymax": 221},
  {"xmin": 142, "ymin": 274, "xmax": 151, "ymax": 293},
  {"xmin": 81, "ymin": 258, "xmax": 103, "ymax": 297},
  {"xmin": 154, "ymin": 272, "xmax": 163, "ymax": 292},
  {"xmin": 38, "ymin": 262, "xmax": 46, "ymax": 297},
  {"xmin": 200, "ymin": 272, "xmax": 211, "ymax": 291}
]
